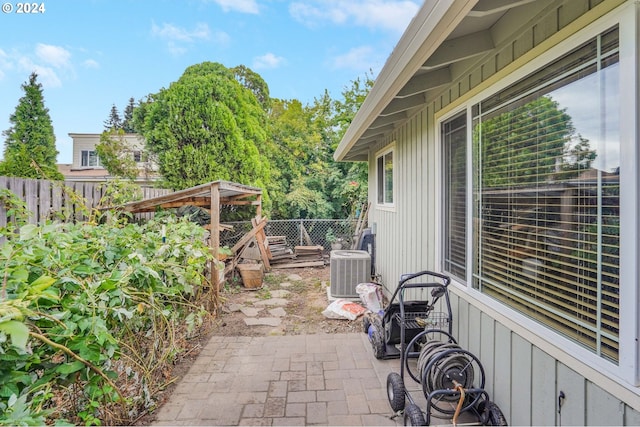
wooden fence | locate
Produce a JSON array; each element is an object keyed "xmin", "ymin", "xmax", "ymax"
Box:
[{"xmin": 0, "ymin": 176, "xmax": 171, "ymax": 228}]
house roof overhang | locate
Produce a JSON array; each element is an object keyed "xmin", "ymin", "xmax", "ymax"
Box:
[{"xmin": 333, "ymin": 0, "xmax": 548, "ymax": 162}]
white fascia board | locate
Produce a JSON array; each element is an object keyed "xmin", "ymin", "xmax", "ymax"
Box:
[{"xmin": 334, "ymin": 0, "xmax": 478, "ymax": 161}]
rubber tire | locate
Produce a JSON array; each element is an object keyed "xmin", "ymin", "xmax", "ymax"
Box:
[
  {"xmin": 370, "ymin": 315, "xmax": 386, "ymax": 359},
  {"xmin": 386, "ymin": 372, "xmax": 406, "ymax": 412},
  {"xmin": 403, "ymin": 403, "xmax": 426, "ymax": 426},
  {"xmin": 478, "ymin": 400, "xmax": 508, "ymax": 426},
  {"xmin": 363, "ymin": 315, "xmax": 371, "ymax": 334}
]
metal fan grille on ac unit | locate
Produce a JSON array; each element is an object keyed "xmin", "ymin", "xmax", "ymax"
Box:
[{"xmin": 330, "ymin": 250, "xmax": 371, "ymax": 298}]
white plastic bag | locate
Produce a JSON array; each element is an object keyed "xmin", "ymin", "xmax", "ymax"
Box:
[
  {"xmin": 356, "ymin": 282, "xmax": 383, "ymax": 312},
  {"xmin": 322, "ymin": 299, "xmax": 366, "ymax": 320}
]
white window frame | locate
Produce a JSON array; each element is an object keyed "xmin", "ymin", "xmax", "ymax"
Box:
[
  {"xmin": 375, "ymin": 143, "xmax": 396, "ymax": 209},
  {"xmin": 80, "ymin": 150, "xmax": 101, "ymax": 168},
  {"xmin": 436, "ymin": 3, "xmax": 638, "ymax": 386}
]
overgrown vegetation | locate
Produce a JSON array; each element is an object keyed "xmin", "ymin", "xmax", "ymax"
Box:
[{"xmin": 0, "ymin": 189, "xmax": 216, "ymax": 425}]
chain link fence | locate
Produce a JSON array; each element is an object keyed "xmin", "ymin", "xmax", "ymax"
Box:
[{"xmin": 220, "ymin": 219, "xmax": 359, "ymax": 252}]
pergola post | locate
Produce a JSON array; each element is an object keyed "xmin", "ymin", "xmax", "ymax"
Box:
[{"xmin": 210, "ymin": 182, "xmax": 220, "ymax": 309}]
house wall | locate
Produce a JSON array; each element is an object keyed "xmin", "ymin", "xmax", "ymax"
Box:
[
  {"xmin": 368, "ymin": 0, "xmax": 640, "ymax": 423},
  {"xmin": 69, "ymin": 133, "xmax": 145, "ymax": 169}
]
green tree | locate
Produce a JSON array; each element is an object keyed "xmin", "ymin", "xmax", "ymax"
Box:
[
  {"xmin": 122, "ymin": 97, "xmax": 136, "ymax": 133},
  {"xmin": 267, "ymin": 98, "xmax": 317, "ymax": 218},
  {"xmin": 103, "ymin": 104, "xmax": 122, "ymax": 131},
  {"xmin": 134, "ymin": 62, "xmax": 271, "ymax": 200},
  {"xmin": 266, "ymin": 75, "xmax": 371, "ymax": 219},
  {"xmin": 95, "ymin": 129, "xmax": 139, "ymax": 180},
  {"xmin": 232, "ymin": 65, "xmax": 271, "ymax": 112},
  {"xmin": 0, "ymin": 72, "xmax": 62, "ymax": 180}
]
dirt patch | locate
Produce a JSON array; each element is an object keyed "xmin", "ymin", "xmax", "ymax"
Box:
[{"xmin": 215, "ymin": 265, "xmax": 364, "ymax": 336}]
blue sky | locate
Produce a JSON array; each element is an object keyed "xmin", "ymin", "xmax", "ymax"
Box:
[{"xmin": 0, "ymin": 0, "xmax": 420, "ymax": 163}]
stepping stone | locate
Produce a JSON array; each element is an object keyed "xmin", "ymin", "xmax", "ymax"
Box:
[
  {"xmin": 280, "ymin": 282, "xmax": 293, "ymax": 288},
  {"xmin": 244, "ymin": 317, "xmax": 282, "ymax": 327},
  {"xmin": 227, "ymin": 304, "xmax": 243, "ymax": 312},
  {"xmin": 240, "ymin": 306, "xmax": 263, "ymax": 317},
  {"xmin": 270, "ymin": 290, "xmax": 291, "ymax": 298},
  {"xmin": 287, "ymin": 274, "xmax": 303, "ymax": 281},
  {"xmin": 268, "ymin": 307, "xmax": 287, "ymax": 317},
  {"xmin": 253, "ymin": 298, "xmax": 289, "ymax": 307}
]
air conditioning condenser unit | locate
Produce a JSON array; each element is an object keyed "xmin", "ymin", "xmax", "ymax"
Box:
[{"xmin": 330, "ymin": 250, "xmax": 371, "ymax": 298}]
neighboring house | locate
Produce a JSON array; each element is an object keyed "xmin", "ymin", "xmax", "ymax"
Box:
[
  {"xmin": 59, "ymin": 133, "xmax": 159, "ymax": 186},
  {"xmin": 335, "ymin": 0, "xmax": 639, "ymax": 425}
]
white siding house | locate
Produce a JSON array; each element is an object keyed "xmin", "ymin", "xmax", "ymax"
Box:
[
  {"xmin": 60, "ymin": 133, "xmax": 159, "ymax": 185},
  {"xmin": 335, "ymin": 0, "xmax": 640, "ymax": 424}
]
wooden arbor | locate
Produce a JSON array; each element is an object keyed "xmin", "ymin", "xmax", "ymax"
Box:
[{"xmin": 116, "ymin": 181, "xmax": 263, "ymax": 306}]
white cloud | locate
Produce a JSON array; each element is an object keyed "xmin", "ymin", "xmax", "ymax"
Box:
[
  {"xmin": 82, "ymin": 59, "xmax": 100, "ymax": 69},
  {"xmin": 151, "ymin": 22, "xmax": 211, "ymax": 43},
  {"xmin": 151, "ymin": 21, "xmax": 229, "ymax": 55},
  {"xmin": 210, "ymin": 0, "xmax": 259, "ymax": 14},
  {"xmin": 0, "ymin": 49, "xmax": 11, "ymax": 79},
  {"xmin": 0, "ymin": 44, "xmax": 80, "ymax": 88},
  {"xmin": 35, "ymin": 43, "xmax": 72, "ymax": 69},
  {"xmin": 18, "ymin": 57, "xmax": 61, "ymax": 88},
  {"xmin": 330, "ymin": 45, "xmax": 376, "ymax": 71},
  {"xmin": 252, "ymin": 53, "xmax": 286, "ymax": 70},
  {"xmin": 290, "ymin": 0, "xmax": 419, "ymax": 33}
]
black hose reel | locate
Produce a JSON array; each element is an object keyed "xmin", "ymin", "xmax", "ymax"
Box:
[{"xmin": 415, "ymin": 339, "xmax": 486, "ymax": 415}]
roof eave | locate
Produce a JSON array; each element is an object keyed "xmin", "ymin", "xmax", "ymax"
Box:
[{"xmin": 334, "ymin": 0, "xmax": 478, "ymax": 162}]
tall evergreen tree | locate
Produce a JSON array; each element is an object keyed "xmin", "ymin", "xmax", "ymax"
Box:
[
  {"xmin": 134, "ymin": 62, "xmax": 271, "ymax": 196},
  {"xmin": 103, "ymin": 104, "xmax": 122, "ymax": 131},
  {"xmin": 122, "ymin": 97, "xmax": 136, "ymax": 133},
  {"xmin": 0, "ymin": 72, "xmax": 63, "ymax": 180}
]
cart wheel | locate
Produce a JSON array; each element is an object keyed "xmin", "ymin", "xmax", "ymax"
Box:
[
  {"xmin": 403, "ymin": 403, "xmax": 426, "ymax": 426},
  {"xmin": 363, "ymin": 315, "xmax": 371, "ymax": 334},
  {"xmin": 477, "ymin": 400, "xmax": 508, "ymax": 426},
  {"xmin": 386, "ymin": 372, "xmax": 406, "ymax": 412},
  {"xmin": 370, "ymin": 315, "xmax": 386, "ymax": 359}
]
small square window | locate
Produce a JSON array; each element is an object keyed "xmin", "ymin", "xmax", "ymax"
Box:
[{"xmin": 81, "ymin": 150, "xmax": 100, "ymax": 167}]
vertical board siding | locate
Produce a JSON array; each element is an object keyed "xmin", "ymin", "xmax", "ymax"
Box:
[
  {"xmin": 557, "ymin": 363, "xmax": 586, "ymax": 426},
  {"xmin": 531, "ymin": 346, "xmax": 557, "ymax": 426},
  {"xmin": 480, "ymin": 312, "xmax": 496, "ymax": 399},
  {"xmin": 457, "ymin": 297, "xmax": 470, "ymax": 350},
  {"xmin": 493, "ymin": 323, "xmax": 512, "ymax": 421},
  {"xmin": 467, "ymin": 305, "xmax": 482, "ymax": 359},
  {"xmin": 586, "ymin": 382, "xmax": 624, "ymax": 425},
  {"xmin": 625, "ymin": 405, "xmax": 640, "ymax": 425},
  {"xmin": 511, "ymin": 334, "xmax": 533, "ymax": 426},
  {"xmin": 0, "ymin": 176, "xmax": 170, "ymax": 226}
]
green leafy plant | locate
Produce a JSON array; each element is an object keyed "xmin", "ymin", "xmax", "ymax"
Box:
[{"xmin": 0, "ymin": 194, "xmax": 215, "ymax": 425}]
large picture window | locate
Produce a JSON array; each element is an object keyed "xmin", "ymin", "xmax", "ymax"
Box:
[
  {"xmin": 471, "ymin": 27, "xmax": 620, "ymax": 361},
  {"xmin": 376, "ymin": 147, "xmax": 394, "ymax": 206}
]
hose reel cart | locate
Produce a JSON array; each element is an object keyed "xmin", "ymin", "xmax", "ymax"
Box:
[
  {"xmin": 365, "ymin": 271, "xmax": 507, "ymax": 426},
  {"xmin": 363, "ymin": 271, "xmax": 453, "ymax": 360}
]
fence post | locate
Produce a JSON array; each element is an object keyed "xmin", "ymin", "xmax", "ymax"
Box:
[{"xmin": 299, "ymin": 219, "xmax": 303, "ymax": 246}]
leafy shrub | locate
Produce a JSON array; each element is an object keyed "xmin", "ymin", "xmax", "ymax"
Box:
[{"xmin": 0, "ymin": 192, "xmax": 214, "ymax": 425}]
